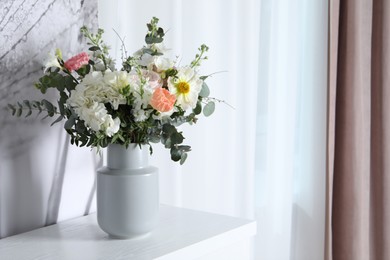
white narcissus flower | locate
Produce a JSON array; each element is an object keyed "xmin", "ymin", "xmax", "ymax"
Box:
[
  {"xmin": 168, "ymin": 67, "xmax": 203, "ymax": 110},
  {"xmin": 43, "ymin": 53, "xmax": 61, "ymax": 72}
]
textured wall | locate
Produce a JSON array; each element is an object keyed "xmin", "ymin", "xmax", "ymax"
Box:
[{"xmin": 0, "ymin": 0, "xmax": 98, "ymax": 238}]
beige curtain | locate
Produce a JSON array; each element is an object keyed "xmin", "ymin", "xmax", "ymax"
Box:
[{"xmin": 326, "ymin": 0, "xmax": 390, "ymax": 259}]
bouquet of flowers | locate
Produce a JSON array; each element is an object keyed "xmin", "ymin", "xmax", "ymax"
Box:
[{"xmin": 8, "ymin": 17, "xmax": 218, "ymax": 164}]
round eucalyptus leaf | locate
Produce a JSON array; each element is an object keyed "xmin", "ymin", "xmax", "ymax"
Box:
[
  {"xmin": 180, "ymin": 153, "xmax": 188, "ymax": 165},
  {"xmin": 203, "ymin": 101, "xmax": 215, "ymax": 117},
  {"xmin": 199, "ymin": 82, "xmax": 210, "ymax": 97},
  {"xmin": 193, "ymin": 101, "xmax": 202, "ymax": 115}
]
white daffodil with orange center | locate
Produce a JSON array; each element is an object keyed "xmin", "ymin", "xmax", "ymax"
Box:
[{"xmin": 168, "ymin": 67, "xmax": 203, "ymax": 110}]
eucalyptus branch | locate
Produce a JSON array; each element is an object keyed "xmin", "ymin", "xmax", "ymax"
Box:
[
  {"xmin": 8, "ymin": 100, "xmax": 61, "ymax": 119},
  {"xmin": 200, "ymin": 70, "xmax": 228, "ymax": 80},
  {"xmin": 203, "ymin": 97, "xmax": 235, "ymax": 110}
]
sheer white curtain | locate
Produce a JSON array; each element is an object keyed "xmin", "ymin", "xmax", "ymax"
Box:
[
  {"xmin": 256, "ymin": 0, "xmax": 328, "ymax": 259},
  {"xmin": 98, "ymin": 0, "xmax": 260, "ymax": 218},
  {"xmin": 98, "ymin": 0, "xmax": 328, "ymax": 259}
]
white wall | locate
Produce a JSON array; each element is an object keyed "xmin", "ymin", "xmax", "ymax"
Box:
[{"xmin": 0, "ymin": 0, "xmax": 98, "ymax": 238}]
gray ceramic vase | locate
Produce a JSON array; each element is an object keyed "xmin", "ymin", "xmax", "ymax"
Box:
[{"xmin": 97, "ymin": 144, "xmax": 159, "ymax": 239}]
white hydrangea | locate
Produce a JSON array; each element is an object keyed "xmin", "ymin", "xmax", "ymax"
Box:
[
  {"xmin": 73, "ymin": 101, "xmax": 120, "ymax": 137},
  {"xmin": 67, "ymin": 70, "xmax": 127, "ymax": 136},
  {"xmin": 70, "ymin": 71, "xmax": 127, "ymax": 110},
  {"xmin": 104, "ymin": 70, "xmax": 131, "ymax": 91}
]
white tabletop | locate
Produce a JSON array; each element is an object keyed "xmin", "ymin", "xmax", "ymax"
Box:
[{"xmin": 0, "ymin": 205, "xmax": 256, "ymax": 260}]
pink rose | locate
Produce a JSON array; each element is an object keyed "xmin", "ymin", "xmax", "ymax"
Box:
[
  {"xmin": 150, "ymin": 87, "xmax": 176, "ymax": 112},
  {"xmin": 64, "ymin": 52, "xmax": 89, "ymax": 71}
]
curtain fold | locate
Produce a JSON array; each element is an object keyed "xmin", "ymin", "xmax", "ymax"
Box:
[
  {"xmin": 256, "ymin": 1, "xmax": 328, "ymax": 259},
  {"xmin": 327, "ymin": 0, "xmax": 390, "ymax": 259}
]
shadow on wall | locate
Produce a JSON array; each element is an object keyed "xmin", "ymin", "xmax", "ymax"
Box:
[{"xmin": 0, "ymin": 0, "xmax": 98, "ymax": 238}]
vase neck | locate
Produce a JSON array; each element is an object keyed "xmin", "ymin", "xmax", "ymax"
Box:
[{"xmin": 107, "ymin": 144, "xmax": 149, "ymax": 169}]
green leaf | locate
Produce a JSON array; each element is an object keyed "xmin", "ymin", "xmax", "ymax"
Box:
[
  {"xmin": 79, "ymin": 134, "xmax": 88, "ymax": 147},
  {"xmin": 170, "ymin": 147, "xmax": 182, "ymax": 162},
  {"xmin": 203, "ymin": 101, "xmax": 215, "ymax": 117},
  {"xmin": 64, "ymin": 76, "xmax": 76, "ymax": 91},
  {"xmin": 41, "ymin": 99, "xmax": 55, "ymax": 116},
  {"xmin": 193, "ymin": 101, "xmax": 202, "ymax": 115},
  {"xmin": 164, "ymin": 138, "xmax": 172, "ymax": 148},
  {"xmin": 32, "ymin": 101, "xmax": 42, "ymax": 113},
  {"xmin": 177, "ymin": 145, "xmax": 191, "ymax": 152},
  {"xmin": 180, "ymin": 153, "xmax": 188, "ymax": 165},
  {"xmin": 51, "ymin": 115, "xmax": 64, "ymax": 126},
  {"xmin": 23, "ymin": 100, "xmax": 31, "ymax": 109},
  {"xmin": 16, "ymin": 108, "xmax": 22, "ymax": 117},
  {"xmin": 199, "ymin": 82, "xmax": 210, "ymax": 98},
  {"xmin": 75, "ymin": 120, "xmax": 87, "ymax": 133},
  {"xmin": 89, "ymin": 46, "xmax": 100, "ymax": 51},
  {"xmin": 25, "ymin": 110, "xmax": 32, "ymax": 117},
  {"xmin": 64, "ymin": 115, "xmax": 76, "ymax": 130},
  {"xmin": 145, "ymin": 35, "xmax": 163, "ymax": 44},
  {"xmin": 162, "ymin": 124, "xmax": 176, "ymax": 135},
  {"xmin": 7, "ymin": 104, "xmax": 16, "ymax": 115},
  {"xmin": 58, "ymin": 99, "xmax": 65, "ymax": 115},
  {"xmin": 171, "ymin": 132, "xmax": 184, "ymax": 144},
  {"xmin": 145, "ymin": 36, "xmax": 154, "ymax": 44}
]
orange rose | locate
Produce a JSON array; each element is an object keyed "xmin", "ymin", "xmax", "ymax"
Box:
[{"xmin": 150, "ymin": 87, "xmax": 176, "ymax": 112}]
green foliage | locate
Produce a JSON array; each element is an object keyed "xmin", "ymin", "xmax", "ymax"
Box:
[
  {"xmin": 145, "ymin": 17, "xmax": 165, "ymax": 44},
  {"xmin": 35, "ymin": 71, "xmax": 77, "ymax": 94},
  {"xmin": 8, "ymin": 99, "xmax": 60, "ymax": 123},
  {"xmin": 190, "ymin": 44, "xmax": 209, "ymax": 68},
  {"xmin": 199, "ymin": 82, "xmax": 210, "ymax": 98},
  {"xmin": 160, "ymin": 124, "xmax": 190, "ymax": 164},
  {"xmin": 81, "ymin": 26, "xmax": 110, "ymax": 70},
  {"xmin": 203, "ymin": 101, "xmax": 215, "ymax": 117},
  {"xmin": 193, "ymin": 101, "xmax": 202, "ymax": 115}
]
